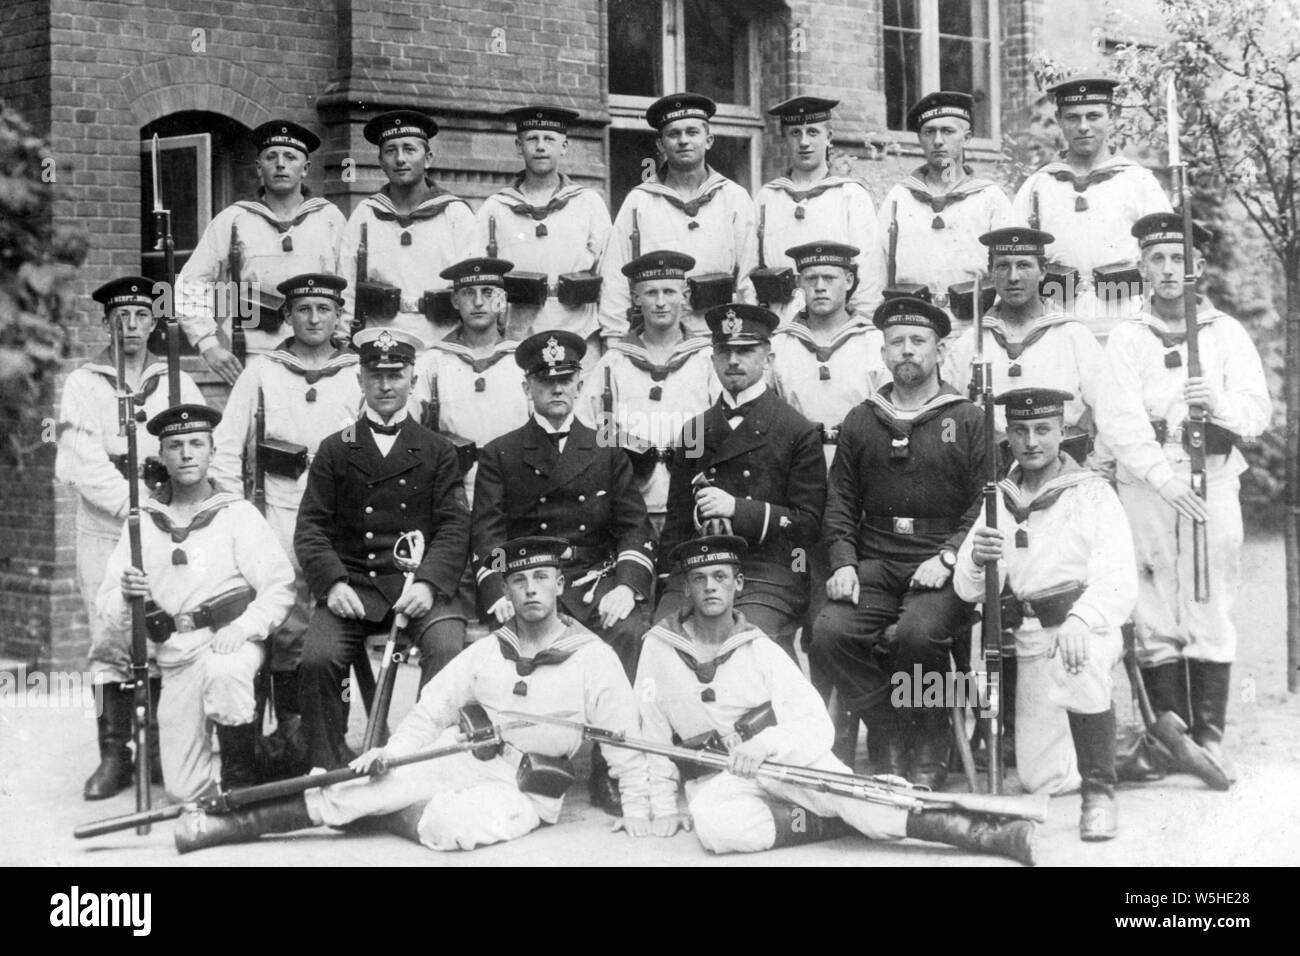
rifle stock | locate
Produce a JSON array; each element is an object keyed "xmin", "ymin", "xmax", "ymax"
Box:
[
  {"xmin": 625, "ymin": 209, "xmax": 641, "ymax": 330},
  {"xmin": 354, "ymin": 222, "xmax": 369, "ymax": 337},
  {"xmin": 151, "ymin": 135, "xmax": 182, "ymax": 406},
  {"xmin": 252, "ymin": 386, "xmax": 267, "ymax": 516},
  {"xmin": 887, "ymin": 206, "xmax": 899, "ymax": 288},
  {"xmin": 487, "ymin": 216, "xmax": 499, "ymax": 258},
  {"xmin": 112, "ymin": 319, "xmax": 154, "ymax": 834},
  {"xmin": 228, "ymin": 222, "xmax": 246, "ymax": 363}
]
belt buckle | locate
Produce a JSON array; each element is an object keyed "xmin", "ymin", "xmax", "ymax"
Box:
[
  {"xmin": 175, "ymin": 612, "xmax": 196, "ymax": 633},
  {"xmin": 893, "ymin": 517, "xmax": 915, "ymax": 535},
  {"xmin": 401, "ymin": 297, "xmax": 420, "ymax": 313},
  {"xmin": 933, "ymin": 294, "xmax": 950, "ymax": 309}
]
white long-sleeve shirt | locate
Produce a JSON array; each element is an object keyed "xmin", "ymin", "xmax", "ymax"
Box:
[
  {"xmin": 1097, "ymin": 302, "xmax": 1271, "ymax": 490},
  {"xmin": 1012, "ymin": 155, "xmax": 1171, "ymax": 276},
  {"xmin": 56, "ymin": 355, "xmax": 205, "ymax": 539},
  {"xmin": 96, "ymin": 489, "xmax": 296, "ymax": 666},
  {"xmin": 636, "ymin": 612, "xmax": 834, "ymax": 819},
  {"xmin": 953, "ymin": 462, "xmax": 1137, "ymax": 653},
  {"xmin": 472, "ymin": 177, "xmax": 612, "ymax": 339},
  {"xmin": 384, "ymin": 619, "xmax": 651, "ymax": 820},
  {"xmin": 599, "ymin": 169, "xmax": 758, "ymax": 340},
  {"xmin": 943, "ymin": 309, "xmax": 1105, "ymax": 438},
  {"xmin": 770, "ymin": 316, "xmax": 887, "ymax": 440},
  {"xmin": 177, "ymin": 195, "xmax": 346, "ymax": 355},
  {"xmin": 754, "ymin": 176, "xmax": 884, "ymax": 323},
  {"xmin": 209, "ymin": 345, "xmax": 362, "ymax": 513}
]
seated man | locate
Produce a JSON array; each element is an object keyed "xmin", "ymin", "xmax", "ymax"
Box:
[
  {"xmin": 953, "ymin": 388, "xmax": 1136, "ymax": 841},
  {"xmin": 635, "ymin": 534, "xmax": 1035, "ymax": 864},
  {"xmin": 96, "ymin": 404, "xmax": 296, "ymax": 801},
  {"xmin": 174, "ymin": 536, "xmax": 651, "ymax": 853}
]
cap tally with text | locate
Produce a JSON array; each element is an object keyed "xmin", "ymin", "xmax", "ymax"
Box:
[
  {"xmin": 500, "ymin": 536, "xmax": 572, "ymax": 574},
  {"xmin": 363, "ymin": 110, "xmax": 439, "ymax": 146},
  {"xmin": 251, "ymin": 120, "xmax": 320, "ymax": 157},
  {"xmin": 1130, "ymin": 211, "xmax": 1213, "ymax": 250},
  {"xmin": 979, "ymin": 227, "xmax": 1055, "ymax": 258},
  {"xmin": 672, "ymin": 534, "xmax": 748, "ymax": 571},
  {"xmin": 786, "ymin": 241, "xmax": 860, "ymax": 272},
  {"xmin": 706, "ymin": 303, "xmax": 779, "ymax": 346},
  {"xmin": 645, "ymin": 92, "xmax": 717, "ymax": 131},
  {"xmin": 277, "ymin": 273, "xmax": 347, "ymax": 305},
  {"xmin": 1047, "ymin": 75, "xmax": 1120, "ymax": 108},
  {"xmin": 907, "ymin": 91, "xmax": 975, "ymax": 133},
  {"xmin": 353, "ymin": 327, "xmax": 421, "ymax": 369},
  {"xmin": 995, "ymin": 387, "xmax": 1074, "ymax": 421},
  {"xmin": 767, "ymin": 95, "xmax": 838, "ymax": 126},
  {"xmin": 872, "ymin": 295, "xmax": 951, "ymax": 338},
  {"xmin": 440, "ymin": 257, "xmax": 514, "ymax": 290},
  {"xmin": 504, "ymin": 105, "xmax": 580, "ymax": 134},
  {"xmin": 93, "ymin": 276, "xmax": 157, "ymax": 312},
  {"xmin": 516, "ymin": 330, "xmax": 585, "ymax": 378},
  {"xmin": 147, "ymin": 403, "xmax": 222, "ymax": 438},
  {"xmin": 622, "ymin": 250, "xmax": 696, "ymax": 284}
]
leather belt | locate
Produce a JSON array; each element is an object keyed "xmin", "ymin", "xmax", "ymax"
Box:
[{"xmin": 862, "ymin": 515, "xmax": 959, "ymax": 536}]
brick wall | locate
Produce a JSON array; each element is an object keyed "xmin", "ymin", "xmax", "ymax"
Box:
[{"xmin": 0, "ymin": 0, "xmax": 51, "ymax": 129}]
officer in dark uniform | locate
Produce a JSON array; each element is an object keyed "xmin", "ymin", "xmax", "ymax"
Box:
[
  {"xmin": 810, "ymin": 297, "xmax": 986, "ymax": 789},
  {"xmin": 471, "ymin": 329, "xmax": 656, "ymax": 812},
  {"xmin": 657, "ymin": 303, "xmax": 826, "ymax": 660},
  {"xmin": 295, "ymin": 326, "xmax": 471, "ymax": 769}
]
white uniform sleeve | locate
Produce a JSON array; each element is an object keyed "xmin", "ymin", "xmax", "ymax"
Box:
[
  {"xmin": 1069, "ymin": 324, "xmax": 1107, "ymax": 428},
  {"xmin": 953, "ymin": 509, "xmax": 993, "ymax": 604},
  {"xmin": 94, "ymin": 525, "xmax": 134, "ymax": 633},
  {"xmin": 224, "ymin": 502, "xmax": 296, "ymax": 642},
  {"xmin": 633, "ymin": 643, "xmax": 683, "ymax": 819},
  {"xmin": 752, "ymin": 640, "xmax": 835, "ymax": 764},
  {"xmin": 1067, "ymin": 483, "xmax": 1138, "ymax": 631},
  {"xmin": 338, "ymin": 207, "xmax": 366, "ymax": 336},
  {"xmin": 1210, "ymin": 318, "xmax": 1272, "ymax": 439},
  {"xmin": 385, "ymin": 645, "xmax": 477, "ymax": 758},
  {"xmin": 730, "ymin": 188, "xmax": 759, "ymax": 306},
  {"xmin": 942, "ymin": 327, "xmax": 976, "ymax": 396},
  {"xmin": 209, "ymin": 361, "xmax": 259, "ymax": 494},
  {"xmin": 574, "ymin": 352, "xmax": 615, "ymax": 429},
  {"xmin": 584, "ymin": 191, "xmax": 613, "ymax": 272},
  {"xmin": 177, "ymin": 210, "xmax": 232, "ymax": 351},
  {"xmin": 846, "ymin": 183, "xmax": 884, "ymax": 318},
  {"xmin": 1097, "ymin": 327, "xmax": 1174, "ymax": 488},
  {"xmin": 55, "ymin": 376, "xmax": 130, "ymax": 520},
  {"xmin": 597, "ymin": 195, "xmax": 639, "ymax": 341}
]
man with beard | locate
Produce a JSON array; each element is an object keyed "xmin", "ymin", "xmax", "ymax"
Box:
[{"xmin": 812, "ymin": 297, "xmax": 985, "ymax": 789}]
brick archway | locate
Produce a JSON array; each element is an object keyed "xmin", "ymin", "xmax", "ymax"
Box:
[{"xmin": 119, "ymin": 57, "xmax": 281, "ymax": 128}]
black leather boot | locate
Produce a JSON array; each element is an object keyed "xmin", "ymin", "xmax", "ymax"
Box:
[
  {"xmin": 216, "ymin": 722, "xmax": 259, "ymax": 790},
  {"xmin": 769, "ymin": 802, "xmax": 855, "ymax": 848},
  {"xmin": 1188, "ymin": 660, "xmax": 1236, "ymax": 783},
  {"xmin": 905, "ymin": 810, "xmax": 1037, "ymax": 865},
  {"xmin": 1141, "ymin": 661, "xmax": 1191, "ymax": 725},
  {"xmin": 174, "ymin": 794, "xmax": 314, "ymax": 854},
  {"xmin": 909, "ymin": 708, "xmax": 950, "ymax": 790},
  {"xmin": 588, "ymin": 744, "xmax": 622, "ymax": 816},
  {"xmin": 865, "ymin": 711, "xmax": 911, "ymax": 779},
  {"xmin": 84, "ymin": 683, "xmax": 133, "ymax": 800},
  {"xmin": 1069, "ymin": 708, "xmax": 1118, "ymax": 841},
  {"xmin": 1144, "ymin": 663, "xmax": 1229, "ymax": 790},
  {"xmin": 271, "ymin": 669, "xmax": 300, "ymax": 721}
]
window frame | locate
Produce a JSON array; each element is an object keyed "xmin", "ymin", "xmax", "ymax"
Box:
[
  {"xmin": 606, "ymin": 0, "xmax": 763, "ymax": 196},
  {"xmin": 138, "ymin": 132, "xmax": 213, "ymax": 273},
  {"xmin": 881, "ymin": 0, "xmax": 1002, "ymax": 150}
]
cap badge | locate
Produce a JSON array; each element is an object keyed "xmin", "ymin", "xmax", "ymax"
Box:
[
  {"xmin": 721, "ymin": 309, "xmax": 742, "ymax": 336},
  {"xmin": 542, "ymin": 336, "xmax": 565, "ymax": 365},
  {"xmin": 377, "ymin": 330, "xmax": 395, "ymax": 350}
]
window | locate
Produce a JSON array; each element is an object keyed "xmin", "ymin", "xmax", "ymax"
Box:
[
  {"xmin": 606, "ymin": 0, "xmax": 761, "ymax": 210},
  {"xmin": 883, "ymin": 0, "xmax": 999, "ymax": 141}
]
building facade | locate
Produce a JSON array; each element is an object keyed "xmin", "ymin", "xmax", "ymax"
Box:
[{"xmin": 0, "ymin": 0, "xmax": 1148, "ymax": 669}]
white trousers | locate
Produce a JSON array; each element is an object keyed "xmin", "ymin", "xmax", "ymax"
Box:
[
  {"xmin": 686, "ymin": 752, "xmax": 909, "ymax": 854},
  {"xmin": 305, "ymin": 726, "xmax": 555, "ymax": 851},
  {"xmin": 1014, "ymin": 626, "xmax": 1121, "ymax": 795},
  {"xmin": 79, "ymin": 531, "xmax": 157, "ymax": 682},
  {"xmin": 157, "ymin": 635, "xmax": 263, "ymax": 801},
  {"xmin": 1118, "ymin": 474, "xmax": 1242, "ymax": 666}
]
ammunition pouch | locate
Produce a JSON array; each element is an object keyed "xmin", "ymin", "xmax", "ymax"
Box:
[
  {"xmin": 355, "ymin": 281, "xmax": 402, "ymax": 323},
  {"xmin": 146, "ymin": 320, "xmax": 200, "ymax": 358},
  {"xmin": 556, "ymin": 271, "xmax": 603, "ymax": 308},
  {"xmin": 458, "ymin": 702, "xmax": 501, "ymax": 761},
  {"xmin": 144, "ymin": 586, "xmax": 256, "ymax": 644},
  {"xmin": 748, "ymin": 266, "xmax": 797, "ymax": 306},
  {"xmin": 946, "ymin": 280, "xmax": 998, "ymax": 324},
  {"xmin": 419, "ymin": 289, "xmax": 459, "ymax": 328},
  {"xmin": 1040, "ymin": 265, "xmax": 1080, "ymax": 305},
  {"xmin": 443, "ymin": 433, "xmax": 479, "ymax": 475},
  {"xmin": 1150, "ymin": 419, "xmax": 1237, "ymax": 456},
  {"xmin": 1000, "ymin": 581, "xmax": 1086, "ymax": 630},
  {"xmin": 258, "ymin": 439, "xmax": 309, "ymax": 480},
  {"xmin": 515, "ymin": 753, "xmax": 576, "ymax": 798},
  {"xmin": 687, "ymin": 273, "xmax": 736, "ymax": 311},
  {"xmin": 504, "ymin": 271, "xmax": 550, "ymax": 307},
  {"xmin": 883, "ymin": 283, "xmax": 931, "ymax": 303},
  {"xmin": 111, "ymin": 454, "xmax": 169, "ymax": 490},
  {"xmin": 1092, "ymin": 262, "xmax": 1143, "ymax": 306},
  {"xmin": 238, "ymin": 289, "xmax": 286, "ymax": 333}
]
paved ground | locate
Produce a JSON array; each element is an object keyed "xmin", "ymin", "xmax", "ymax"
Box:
[{"xmin": 3, "ymin": 533, "xmax": 1297, "ymax": 868}]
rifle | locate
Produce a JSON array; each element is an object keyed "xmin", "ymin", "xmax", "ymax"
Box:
[
  {"xmin": 111, "ymin": 317, "xmax": 154, "ymax": 834},
  {"xmin": 75, "ymin": 706, "xmax": 528, "ymax": 840},
  {"xmin": 228, "ymin": 223, "xmax": 247, "ymax": 364},
  {"xmin": 487, "ymin": 215, "xmax": 499, "ymax": 258},
  {"xmin": 252, "ymin": 386, "xmax": 267, "ymax": 516},
  {"xmin": 971, "ymin": 270, "xmax": 1005, "ymax": 794},
  {"xmin": 1167, "ymin": 78, "xmax": 1210, "ymax": 603},
  {"xmin": 1031, "ymin": 188, "xmax": 1080, "ymax": 307},
  {"xmin": 500, "ymin": 711, "xmax": 1048, "ymax": 822},
  {"xmin": 353, "ymin": 221, "xmax": 368, "ymax": 338},
  {"xmin": 625, "ymin": 209, "xmax": 642, "ymax": 330},
  {"xmin": 883, "ymin": 203, "xmax": 929, "ymax": 302},
  {"xmin": 749, "ymin": 205, "xmax": 796, "ymax": 306},
  {"xmin": 360, "ymin": 530, "xmax": 427, "ymax": 752},
  {"xmin": 151, "ymin": 134, "xmax": 182, "ymax": 405}
]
